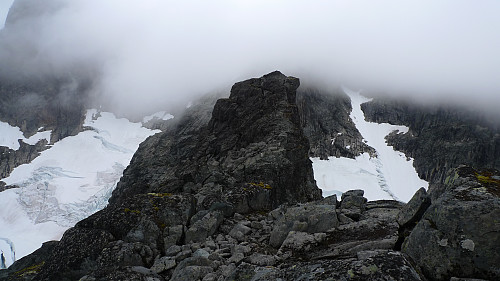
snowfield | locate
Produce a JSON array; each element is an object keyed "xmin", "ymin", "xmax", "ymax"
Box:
[
  {"xmin": 0, "ymin": 110, "xmax": 161, "ymax": 268},
  {"xmin": 312, "ymin": 88, "xmax": 428, "ymax": 202}
]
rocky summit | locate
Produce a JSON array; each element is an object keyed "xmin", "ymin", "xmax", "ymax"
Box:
[
  {"xmin": 1, "ymin": 72, "xmax": 499, "ymax": 281},
  {"xmin": 111, "ymin": 71, "xmax": 322, "ymax": 209}
]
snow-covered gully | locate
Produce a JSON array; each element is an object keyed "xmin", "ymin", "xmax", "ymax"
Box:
[{"xmin": 312, "ymin": 88, "xmax": 428, "ymax": 202}]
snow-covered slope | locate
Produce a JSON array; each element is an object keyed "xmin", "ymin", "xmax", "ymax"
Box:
[
  {"xmin": 0, "ymin": 110, "xmax": 161, "ymax": 268},
  {"xmin": 312, "ymin": 88, "xmax": 428, "ymax": 202}
]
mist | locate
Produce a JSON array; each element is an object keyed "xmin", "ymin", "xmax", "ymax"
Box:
[{"xmin": 1, "ymin": 0, "xmax": 499, "ymax": 117}]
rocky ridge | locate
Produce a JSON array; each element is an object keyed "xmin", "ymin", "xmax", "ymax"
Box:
[
  {"xmin": 1, "ymin": 72, "xmax": 499, "ymax": 281},
  {"xmin": 111, "ymin": 71, "xmax": 322, "ymax": 209}
]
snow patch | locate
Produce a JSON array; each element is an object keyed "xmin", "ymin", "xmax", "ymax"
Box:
[
  {"xmin": 0, "ymin": 122, "xmax": 51, "ymax": 150},
  {"xmin": 0, "ymin": 110, "xmax": 160, "ymax": 267},
  {"xmin": 142, "ymin": 111, "xmax": 174, "ymax": 123}
]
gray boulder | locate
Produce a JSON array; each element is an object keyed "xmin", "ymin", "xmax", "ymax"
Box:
[
  {"xmin": 170, "ymin": 257, "xmax": 214, "ymax": 281},
  {"xmin": 340, "ymin": 189, "xmax": 368, "ymax": 221},
  {"xmin": 185, "ymin": 211, "xmax": 224, "ymax": 243},
  {"xmin": 150, "ymin": 256, "xmax": 176, "ymax": 274},
  {"xmin": 269, "ymin": 201, "xmax": 338, "ymax": 248},
  {"xmin": 163, "ymin": 225, "xmax": 185, "ymax": 251},
  {"xmin": 402, "ymin": 167, "xmax": 500, "ymax": 280}
]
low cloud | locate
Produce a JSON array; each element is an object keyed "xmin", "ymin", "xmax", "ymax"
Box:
[{"xmin": 1, "ymin": 0, "xmax": 499, "ymax": 116}]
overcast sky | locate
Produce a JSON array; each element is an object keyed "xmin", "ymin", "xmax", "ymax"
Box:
[{"xmin": 1, "ymin": 0, "xmax": 499, "ymax": 116}]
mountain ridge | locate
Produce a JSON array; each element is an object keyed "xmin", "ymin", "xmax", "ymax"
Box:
[{"xmin": 1, "ymin": 72, "xmax": 498, "ymax": 281}]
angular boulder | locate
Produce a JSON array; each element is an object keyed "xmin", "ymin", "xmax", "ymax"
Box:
[{"xmin": 402, "ymin": 167, "xmax": 500, "ymax": 280}]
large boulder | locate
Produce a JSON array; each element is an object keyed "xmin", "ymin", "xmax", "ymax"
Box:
[
  {"xmin": 402, "ymin": 166, "xmax": 500, "ymax": 280},
  {"xmin": 269, "ymin": 200, "xmax": 338, "ymax": 248}
]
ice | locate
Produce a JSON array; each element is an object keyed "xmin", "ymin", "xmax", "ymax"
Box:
[
  {"xmin": 0, "ymin": 109, "xmax": 160, "ymax": 266},
  {"xmin": 313, "ymin": 153, "xmax": 390, "ymax": 200},
  {"xmin": 312, "ymin": 88, "xmax": 428, "ymax": 202}
]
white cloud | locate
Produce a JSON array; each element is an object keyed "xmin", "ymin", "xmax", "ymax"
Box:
[{"xmin": 1, "ymin": 0, "xmax": 500, "ymax": 115}]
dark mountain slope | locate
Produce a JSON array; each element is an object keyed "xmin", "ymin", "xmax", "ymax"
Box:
[
  {"xmin": 361, "ymin": 98, "xmax": 500, "ymax": 183},
  {"xmin": 297, "ymin": 87, "xmax": 374, "ymax": 159}
]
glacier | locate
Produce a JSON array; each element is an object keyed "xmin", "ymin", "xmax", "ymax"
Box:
[
  {"xmin": 0, "ymin": 110, "xmax": 161, "ymax": 268},
  {"xmin": 312, "ymin": 88, "xmax": 428, "ymax": 202}
]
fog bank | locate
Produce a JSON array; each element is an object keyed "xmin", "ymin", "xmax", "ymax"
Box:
[{"xmin": 1, "ymin": 0, "xmax": 499, "ymax": 116}]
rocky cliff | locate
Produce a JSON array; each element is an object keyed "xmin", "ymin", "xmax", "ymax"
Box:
[
  {"xmin": 297, "ymin": 87, "xmax": 374, "ymax": 159},
  {"xmin": 361, "ymin": 98, "xmax": 500, "ymax": 184},
  {"xmin": 0, "ymin": 78, "xmax": 89, "ymax": 185},
  {"xmin": 0, "ymin": 0, "xmax": 96, "ymax": 184},
  {"xmin": 1, "ymin": 72, "xmax": 498, "ymax": 281}
]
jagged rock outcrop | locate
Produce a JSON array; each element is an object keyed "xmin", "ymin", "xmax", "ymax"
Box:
[
  {"xmin": 361, "ymin": 98, "xmax": 500, "ymax": 184},
  {"xmin": 111, "ymin": 71, "xmax": 322, "ymax": 209},
  {"xmin": 297, "ymin": 87, "xmax": 375, "ymax": 159},
  {"xmin": 399, "ymin": 166, "xmax": 500, "ymax": 280}
]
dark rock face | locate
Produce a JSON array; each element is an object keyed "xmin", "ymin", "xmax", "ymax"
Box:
[
  {"xmin": 0, "ymin": 79, "xmax": 87, "ymax": 143},
  {"xmin": 401, "ymin": 166, "xmax": 500, "ymax": 280},
  {"xmin": 111, "ymin": 71, "xmax": 322, "ymax": 209},
  {"xmin": 0, "ymin": 1, "xmax": 95, "ymax": 183},
  {"xmin": 0, "ymin": 141, "xmax": 47, "ymax": 188},
  {"xmin": 0, "ymin": 78, "xmax": 88, "ymax": 183},
  {"xmin": 0, "ymin": 241, "xmax": 57, "ymax": 281},
  {"xmin": 361, "ymin": 98, "xmax": 500, "ymax": 184},
  {"xmin": 297, "ymin": 87, "xmax": 375, "ymax": 159}
]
